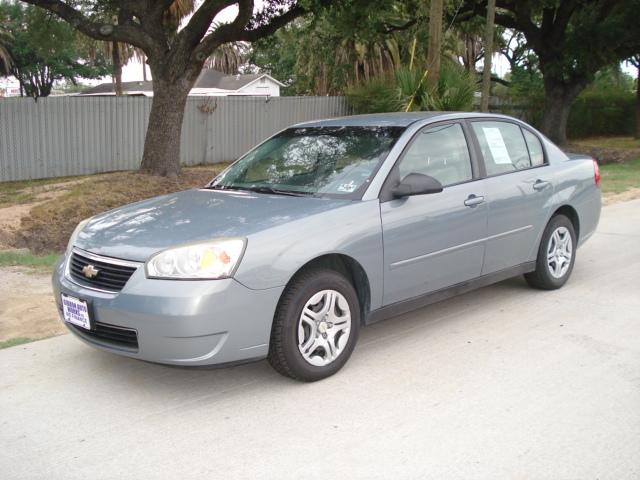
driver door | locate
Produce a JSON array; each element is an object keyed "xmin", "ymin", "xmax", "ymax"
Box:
[{"xmin": 380, "ymin": 122, "xmax": 488, "ymax": 305}]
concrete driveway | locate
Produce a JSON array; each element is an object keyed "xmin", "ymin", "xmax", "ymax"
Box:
[{"xmin": 2, "ymin": 200, "xmax": 639, "ymax": 480}]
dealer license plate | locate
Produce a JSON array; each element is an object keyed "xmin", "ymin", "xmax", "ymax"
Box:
[{"xmin": 61, "ymin": 294, "xmax": 91, "ymax": 330}]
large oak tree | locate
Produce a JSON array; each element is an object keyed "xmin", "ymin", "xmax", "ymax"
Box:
[
  {"xmin": 21, "ymin": 0, "xmax": 330, "ymax": 176},
  {"xmin": 462, "ymin": 0, "xmax": 640, "ymax": 145}
]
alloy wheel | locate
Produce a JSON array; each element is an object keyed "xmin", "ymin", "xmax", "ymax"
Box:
[
  {"xmin": 547, "ymin": 226, "xmax": 573, "ymax": 279},
  {"xmin": 297, "ymin": 289, "xmax": 352, "ymax": 367}
]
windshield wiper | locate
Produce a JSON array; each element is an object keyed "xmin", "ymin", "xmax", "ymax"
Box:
[
  {"xmin": 245, "ymin": 186, "xmax": 312, "ymax": 197},
  {"xmin": 204, "ymin": 184, "xmax": 311, "ymax": 197}
]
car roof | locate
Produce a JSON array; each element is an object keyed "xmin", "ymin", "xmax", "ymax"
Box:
[{"xmin": 293, "ymin": 111, "xmax": 518, "ymax": 128}]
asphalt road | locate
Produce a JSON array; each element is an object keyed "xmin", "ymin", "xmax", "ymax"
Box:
[{"xmin": 2, "ymin": 200, "xmax": 639, "ymax": 480}]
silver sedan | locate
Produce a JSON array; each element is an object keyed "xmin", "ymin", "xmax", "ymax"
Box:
[{"xmin": 53, "ymin": 112, "xmax": 602, "ymax": 381}]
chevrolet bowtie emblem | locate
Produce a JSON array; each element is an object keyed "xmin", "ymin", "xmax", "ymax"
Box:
[{"xmin": 82, "ymin": 264, "xmax": 100, "ymax": 279}]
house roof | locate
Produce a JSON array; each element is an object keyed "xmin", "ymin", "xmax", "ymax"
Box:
[
  {"xmin": 80, "ymin": 70, "xmax": 284, "ymax": 95},
  {"xmin": 81, "ymin": 81, "xmax": 153, "ymax": 95}
]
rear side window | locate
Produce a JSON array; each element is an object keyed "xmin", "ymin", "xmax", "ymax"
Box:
[
  {"xmin": 523, "ymin": 129, "xmax": 545, "ymax": 166},
  {"xmin": 472, "ymin": 121, "xmax": 532, "ymax": 175},
  {"xmin": 398, "ymin": 123, "xmax": 473, "ymax": 187}
]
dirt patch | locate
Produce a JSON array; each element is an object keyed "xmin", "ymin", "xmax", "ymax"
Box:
[
  {"xmin": 566, "ymin": 142, "xmax": 640, "ymax": 165},
  {"xmin": 602, "ymin": 188, "xmax": 640, "ymax": 206},
  {"xmin": 7, "ymin": 166, "xmax": 225, "ymax": 254},
  {"xmin": 0, "ymin": 204, "xmax": 31, "ymax": 249},
  {"xmin": 0, "ymin": 177, "xmax": 94, "ymax": 249},
  {"xmin": 0, "ymin": 266, "xmax": 65, "ymax": 343}
]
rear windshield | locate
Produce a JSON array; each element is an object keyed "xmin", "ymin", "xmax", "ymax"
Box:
[{"xmin": 209, "ymin": 126, "xmax": 405, "ymax": 198}]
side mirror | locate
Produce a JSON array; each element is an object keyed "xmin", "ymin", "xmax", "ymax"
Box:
[{"xmin": 391, "ymin": 173, "xmax": 443, "ymax": 198}]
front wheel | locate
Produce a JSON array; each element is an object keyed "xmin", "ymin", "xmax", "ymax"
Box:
[
  {"xmin": 525, "ymin": 214, "xmax": 577, "ymax": 290},
  {"xmin": 268, "ymin": 269, "xmax": 360, "ymax": 382}
]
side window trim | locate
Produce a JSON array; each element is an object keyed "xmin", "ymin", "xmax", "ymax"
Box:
[
  {"xmin": 379, "ymin": 120, "xmax": 481, "ymax": 202},
  {"xmin": 520, "ymin": 125, "xmax": 549, "ymax": 167},
  {"xmin": 466, "ymin": 119, "xmax": 550, "ymax": 179}
]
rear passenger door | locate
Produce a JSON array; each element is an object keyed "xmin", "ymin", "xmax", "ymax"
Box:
[
  {"xmin": 380, "ymin": 122, "xmax": 487, "ymax": 305},
  {"xmin": 469, "ymin": 120, "xmax": 553, "ymax": 275}
]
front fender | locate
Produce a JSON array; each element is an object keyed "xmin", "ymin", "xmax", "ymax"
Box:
[{"xmin": 234, "ymin": 200, "xmax": 384, "ymax": 310}]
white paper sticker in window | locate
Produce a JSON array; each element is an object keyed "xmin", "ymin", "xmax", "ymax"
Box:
[{"xmin": 482, "ymin": 127, "xmax": 512, "ymax": 164}]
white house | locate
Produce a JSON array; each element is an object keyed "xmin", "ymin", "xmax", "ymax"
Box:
[
  {"xmin": 0, "ymin": 77, "xmax": 21, "ymax": 97},
  {"xmin": 79, "ymin": 69, "xmax": 284, "ymax": 97}
]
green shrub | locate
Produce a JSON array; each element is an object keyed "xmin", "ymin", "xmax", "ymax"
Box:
[
  {"xmin": 345, "ymin": 76, "xmax": 402, "ymax": 114},
  {"xmin": 427, "ymin": 61, "xmax": 475, "ymax": 111},
  {"xmin": 395, "ymin": 67, "xmax": 429, "ymax": 111},
  {"xmin": 567, "ymin": 90, "xmax": 636, "ymax": 138},
  {"xmin": 346, "ymin": 61, "xmax": 475, "ymax": 114}
]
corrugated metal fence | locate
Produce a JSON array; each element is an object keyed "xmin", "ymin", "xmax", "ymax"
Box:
[{"xmin": 0, "ymin": 95, "xmax": 349, "ymax": 182}]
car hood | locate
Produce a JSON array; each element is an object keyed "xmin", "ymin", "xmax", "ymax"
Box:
[{"xmin": 75, "ymin": 189, "xmax": 352, "ymax": 262}]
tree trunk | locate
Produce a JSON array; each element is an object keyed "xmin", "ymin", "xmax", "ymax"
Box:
[
  {"xmin": 540, "ymin": 80, "xmax": 583, "ymax": 145},
  {"xmin": 139, "ymin": 76, "xmax": 192, "ymax": 177},
  {"xmin": 480, "ymin": 0, "xmax": 495, "ymax": 112},
  {"xmin": 635, "ymin": 64, "xmax": 640, "ymax": 139},
  {"xmin": 426, "ymin": 0, "xmax": 443, "ymax": 90},
  {"xmin": 112, "ymin": 41, "xmax": 123, "ymax": 96}
]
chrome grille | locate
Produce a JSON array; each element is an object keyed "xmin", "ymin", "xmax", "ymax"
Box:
[{"xmin": 68, "ymin": 249, "xmax": 139, "ymax": 292}]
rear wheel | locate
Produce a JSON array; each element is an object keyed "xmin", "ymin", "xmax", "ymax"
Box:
[
  {"xmin": 268, "ymin": 269, "xmax": 360, "ymax": 381},
  {"xmin": 525, "ymin": 214, "xmax": 576, "ymax": 290}
]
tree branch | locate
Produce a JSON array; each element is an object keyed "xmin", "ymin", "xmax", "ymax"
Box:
[
  {"xmin": 147, "ymin": 0, "xmax": 178, "ymax": 22},
  {"xmin": 195, "ymin": 0, "xmax": 256, "ymax": 58},
  {"xmin": 176, "ymin": 0, "xmax": 237, "ymax": 55},
  {"xmin": 20, "ymin": 0, "xmax": 156, "ymax": 51},
  {"xmin": 380, "ymin": 19, "xmax": 417, "ymax": 34},
  {"xmin": 236, "ymin": 3, "xmax": 305, "ymax": 42}
]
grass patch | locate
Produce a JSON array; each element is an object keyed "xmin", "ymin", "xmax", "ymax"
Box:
[
  {"xmin": 0, "ymin": 175, "xmax": 91, "ymax": 208},
  {"xmin": 15, "ymin": 165, "xmax": 227, "ymax": 253},
  {"xmin": 572, "ymin": 136, "xmax": 640, "ymax": 150},
  {"xmin": 599, "ymin": 158, "xmax": 640, "ymax": 194},
  {"xmin": 0, "ymin": 251, "xmax": 60, "ymax": 271},
  {"xmin": 0, "ymin": 337, "xmax": 34, "ymax": 349}
]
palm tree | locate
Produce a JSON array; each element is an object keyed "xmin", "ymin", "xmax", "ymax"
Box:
[
  {"xmin": 426, "ymin": 0, "xmax": 443, "ymax": 89},
  {"xmin": 296, "ymin": 34, "xmax": 402, "ymax": 95},
  {"xmin": 0, "ymin": 22, "xmax": 12, "ymax": 73},
  {"xmin": 103, "ymin": 40, "xmax": 133, "ymax": 95},
  {"xmin": 205, "ymin": 42, "xmax": 247, "ymax": 74},
  {"xmin": 336, "ymin": 38, "xmax": 401, "ymax": 86},
  {"xmin": 164, "ymin": 0, "xmax": 194, "ymax": 29},
  {"xmin": 480, "ymin": 0, "xmax": 496, "ymax": 112}
]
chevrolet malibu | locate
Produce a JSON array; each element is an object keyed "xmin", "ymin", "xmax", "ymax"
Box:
[{"xmin": 53, "ymin": 112, "xmax": 601, "ymax": 381}]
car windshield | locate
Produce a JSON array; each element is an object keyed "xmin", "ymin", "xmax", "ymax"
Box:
[{"xmin": 208, "ymin": 126, "xmax": 404, "ymax": 197}]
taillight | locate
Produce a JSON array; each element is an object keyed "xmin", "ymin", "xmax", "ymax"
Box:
[{"xmin": 593, "ymin": 159, "xmax": 601, "ymax": 187}]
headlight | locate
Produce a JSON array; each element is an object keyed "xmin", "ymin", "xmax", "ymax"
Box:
[
  {"xmin": 66, "ymin": 217, "xmax": 91, "ymax": 252},
  {"xmin": 145, "ymin": 238, "xmax": 246, "ymax": 280}
]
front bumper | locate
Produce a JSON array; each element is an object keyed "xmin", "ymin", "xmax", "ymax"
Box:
[{"xmin": 52, "ymin": 254, "xmax": 284, "ymax": 366}]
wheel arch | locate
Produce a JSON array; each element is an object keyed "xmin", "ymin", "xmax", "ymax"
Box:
[
  {"xmin": 282, "ymin": 254, "xmax": 372, "ymax": 325},
  {"xmin": 552, "ymin": 204, "xmax": 580, "ymax": 242}
]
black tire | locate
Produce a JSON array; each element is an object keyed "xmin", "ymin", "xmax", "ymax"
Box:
[
  {"xmin": 525, "ymin": 214, "xmax": 577, "ymax": 290},
  {"xmin": 268, "ymin": 268, "xmax": 360, "ymax": 382}
]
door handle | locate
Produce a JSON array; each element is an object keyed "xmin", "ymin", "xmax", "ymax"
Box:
[
  {"xmin": 464, "ymin": 194, "xmax": 485, "ymax": 207},
  {"xmin": 533, "ymin": 179, "xmax": 551, "ymax": 191}
]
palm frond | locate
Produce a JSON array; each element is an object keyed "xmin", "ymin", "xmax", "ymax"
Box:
[
  {"xmin": 205, "ymin": 42, "xmax": 246, "ymax": 74},
  {"xmin": 0, "ymin": 25, "xmax": 12, "ymax": 72},
  {"xmin": 427, "ymin": 60, "xmax": 475, "ymax": 111}
]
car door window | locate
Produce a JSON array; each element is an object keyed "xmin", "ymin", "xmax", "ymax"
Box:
[
  {"xmin": 472, "ymin": 121, "xmax": 532, "ymax": 175},
  {"xmin": 523, "ymin": 129, "xmax": 545, "ymax": 166},
  {"xmin": 398, "ymin": 123, "xmax": 473, "ymax": 187}
]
